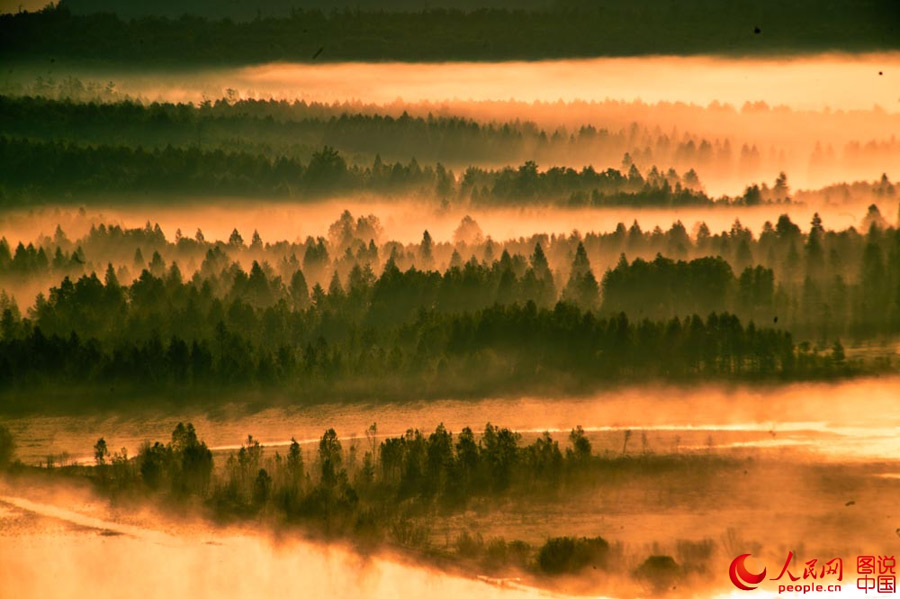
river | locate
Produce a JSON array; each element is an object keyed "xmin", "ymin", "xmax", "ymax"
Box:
[{"xmin": 4, "ymin": 377, "xmax": 899, "ymax": 466}]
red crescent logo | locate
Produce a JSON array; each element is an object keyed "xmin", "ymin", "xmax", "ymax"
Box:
[{"xmin": 729, "ymin": 553, "xmax": 767, "ymax": 591}]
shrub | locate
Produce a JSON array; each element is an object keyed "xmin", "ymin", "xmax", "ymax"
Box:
[{"xmin": 537, "ymin": 536, "xmax": 610, "ymax": 574}]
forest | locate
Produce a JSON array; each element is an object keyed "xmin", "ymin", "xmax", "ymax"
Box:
[
  {"xmin": 2, "ymin": 89, "xmax": 896, "ymax": 411},
  {"xmin": 2, "ymin": 93, "xmax": 897, "ymax": 209},
  {"xmin": 0, "ymin": 136, "xmax": 724, "ymax": 206},
  {"xmin": 0, "ymin": 95, "xmax": 762, "ymax": 173},
  {"xmin": 2, "ymin": 95, "xmax": 898, "ymax": 185},
  {"xmin": 2, "ymin": 2, "xmax": 897, "ymax": 64},
  {"xmin": 3, "ymin": 3, "xmax": 900, "ymax": 598},
  {"xmin": 4, "ymin": 204, "xmax": 900, "ymax": 409}
]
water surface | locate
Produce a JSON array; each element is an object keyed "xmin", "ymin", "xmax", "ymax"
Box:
[{"xmin": 6, "ymin": 378, "xmax": 899, "ymax": 466}]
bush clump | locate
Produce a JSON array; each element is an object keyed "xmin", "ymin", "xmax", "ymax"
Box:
[
  {"xmin": 537, "ymin": 536, "xmax": 610, "ymax": 574},
  {"xmin": 635, "ymin": 554, "xmax": 681, "ymax": 590}
]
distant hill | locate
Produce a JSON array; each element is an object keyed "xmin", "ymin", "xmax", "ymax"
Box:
[
  {"xmin": 3, "ymin": 1, "xmax": 898, "ymax": 64},
  {"xmin": 58, "ymin": 0, "xmax": 553, "ymax": 20}
]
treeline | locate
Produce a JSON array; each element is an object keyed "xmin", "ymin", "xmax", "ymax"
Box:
[
  {"xmin": 0, "ymin": 294, "xmax": 817, "ymax": 391},
  {"xmin": 6, "ymin": 94, "xmax": 900, "ymax": 194},
  {"xmin": 4, "ymin": 95, "xmax": 898, "ymax": 206},
  {"xmin": 4, "ymin": 205, "xmax": 900, "ymax": 341},
  {"xmin": 2, "ymin": 3, "xmax": 897, "ymax": 65},
  {"xmin": 0, "ymin": 251, "xmax": 856, "ymax": 401},
  {"xmin": 0, "ymin": 94, "xmax": 800, "ymax": 178},
  {"xmin": 36, "ymin": 420, "xmax": 734, "ymax": 580},
  {"xmin": 60, "ymin": 0, "xmax": 553, "ymax": 20},
  {"xmin": 0, "ymin": 136, "xmax": 720, "ymax": 206}
]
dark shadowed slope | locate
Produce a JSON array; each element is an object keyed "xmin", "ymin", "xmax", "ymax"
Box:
[{"xmin": 2, "ymin": 1, "xmax": 898, "ymax": 65}]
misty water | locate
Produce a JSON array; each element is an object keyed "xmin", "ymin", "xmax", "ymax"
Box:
[
  {"xmin": 3, "ymin": 379, "xmax": 899, "ymax": 599},
  {"xmin": 4, "ymin": 6, "xmax": 900, "ymax": 598},
  {"xmin": 0, "ymin": 493, "xmax": 886, "ymax": 599},
  {"xmin": 7, "ymin": 378, "xmax": 900, "ymax": 466},
  {"xmin": 0, "ymin": 494, "xmax": 556, "ymax": 599}
]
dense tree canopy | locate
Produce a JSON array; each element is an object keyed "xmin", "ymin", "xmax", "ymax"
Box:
[
  {"xmin": 3, "ymin": 3, "xmax": 897, "ymax": 65},
  {"xmin": 5, "ymin": 211, "xmax": 889, "ymax": 408}
]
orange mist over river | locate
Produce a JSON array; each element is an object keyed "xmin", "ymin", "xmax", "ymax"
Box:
[{"xmin": 6, "ymin": 377, "xmax": 900, "ymax": 466}]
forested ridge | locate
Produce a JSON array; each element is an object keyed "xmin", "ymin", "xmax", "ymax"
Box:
[
  {"xmin": 5, "ymin": 133, "xmax": 891, "ymax": 208},
  {"xmin": 0, "ymin": 95, "xmax": 768, "ymax": 174},
  {"xmin": 6, "ymin": 207, "xmax": 900, "ymax": 407},
  {"xmin": 4, "ymin": 207, "xmax": 899, "ymax": 336},
  {"xmin": 3, "ymin": 2, "xmax": 898, "ymax": 64},
  {"xmin": 3, "ymin": 94, "xmax": 898, "ymax": 195},
  {"xmin": 2, "ymin": 2, "xmax": 898, "ymax": 595},
  {"xmin": 0, "ymin": 137, "xmax": 719, "ymax": 206},
  {"xmin": 0, "ymin": 55, "xmax": 898, "ymax": 409}
]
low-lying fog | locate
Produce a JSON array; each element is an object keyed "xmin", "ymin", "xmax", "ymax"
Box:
[
  {"xmin": 6, "ymin": 377, "xmax": 900, "ymax": 466},
  {"xmin": 0, "ymin": 493, "xmax": 554, "ymax": 599},
  {"xmin": 1, "ymin": 197, "xmax": 893, "ymax": 249},
  {"xmin": 5, "ymin": 54, "xmax": 899, "ymax": 195},
  {"xmin": 7, "ymin": 54, "xmax": 898, "ymax": 111},
  {"xmin": 3, "ymin": 375, "xmax": 898, "ymax": 599}
]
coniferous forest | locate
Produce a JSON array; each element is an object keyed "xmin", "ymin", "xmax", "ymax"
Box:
[
  {"xmin": 4, "ymin": 207, "xmax": 900, "ymax": 410},
  {"xmin": 1, "ymin": 2, "xmax": 899, "ymax": 598},
  {"xmin": 3, "ymin": 2, "xmax": 898, "ymax": 65}
]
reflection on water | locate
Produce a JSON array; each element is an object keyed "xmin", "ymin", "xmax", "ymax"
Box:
[{"xmin": 5, "ymin": 377, "xmax": 900, "ymax": 466}]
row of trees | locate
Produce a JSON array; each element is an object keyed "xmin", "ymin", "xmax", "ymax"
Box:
[
  {"xmin": 5, "ymin": 207, "xmax": 896, "ymax": 279},
  {"xmin": 71, "ymin": 420, "xmax": 726, "ymax": 579},
  {"xmin": 2, "ymin": 417, "xmax": 704, "ymax": 583},
  {"xmin": 6, "ymin": 94, "xmax": 898, "ymax": 187},
  {"xmin": 3, "ymin": 207, "xmax": 900, "ymax": 341},
  {"xmin": 0, "ymin": 280, "xmax": 851, "ymax": 402},
  {"xmin": 0, "ymin": 94, "xmax": 801, "ymax": 181},
  {"xmin": 0, "ymin": 136, "xmax": 720, "ymax": 206}
]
